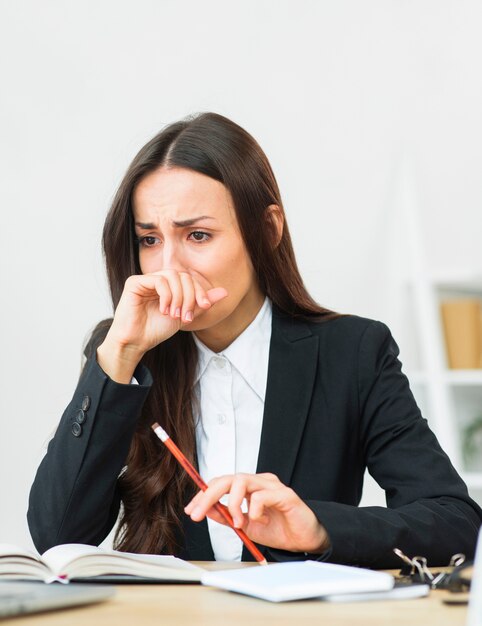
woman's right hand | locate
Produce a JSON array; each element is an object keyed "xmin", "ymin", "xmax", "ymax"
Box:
[{"xmin": 97, "ymin": 270, "xmax": 227, "ymax": 383}]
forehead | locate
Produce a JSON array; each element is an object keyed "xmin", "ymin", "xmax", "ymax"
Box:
[{"xmin": 133, "ymin": 166, "xmax": 235, "ymax": 222}]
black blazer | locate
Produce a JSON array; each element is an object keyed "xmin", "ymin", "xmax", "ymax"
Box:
[{"xmin": 27, "ymin": 308, "xmax": 482, "ymax": 567}]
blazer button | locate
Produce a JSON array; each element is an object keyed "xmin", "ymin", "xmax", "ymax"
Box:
[
  {"xmin": 76, "ymin": 409, "xmax": 87, "ymax": 424},
  {"xmin": 72, "ymin": 422, "xmax": 82, "ymax": 437},
  {"xmin": 81, "ymin": 395, "xmax": 91, "ymax": 411}
]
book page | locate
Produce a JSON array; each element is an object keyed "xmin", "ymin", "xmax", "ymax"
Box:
[
  {"xmin": 113, "ymin": 551, "xmax": 204, "ymax": 571},
  {"xmin": 41, "ymin": 544, "xmax": 204, "ymax": 579},
  {"xmin": 0, "ymin": 544, "xmax": 40, "ymax": 560},
  {"xmin": 41, "ymin": 544, "xmax": 114, "ymax": 575},
  {"xmin": 0, "ymin": 544, "xmax": 50, "ymax": 580}
]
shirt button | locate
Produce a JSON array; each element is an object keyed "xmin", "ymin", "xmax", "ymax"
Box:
[
  {"xmin": 71, "ymin": 422, "xmax": 82, "ymax": 437},
  {"xmin": 213, "ymin": 357, "xmax": 226, "ymax": 369},
  {"xmin": 81, "ymin": 395, "xmax": 91, "ymax": 411},
  {"xmin": 217, "ymin": 413, "xmax": 226, "ymax": 425}
]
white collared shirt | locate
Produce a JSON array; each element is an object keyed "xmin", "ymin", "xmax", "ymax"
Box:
[{"xmin": 192, "ymin": 298, "xmax": 272, "ymax": 561}]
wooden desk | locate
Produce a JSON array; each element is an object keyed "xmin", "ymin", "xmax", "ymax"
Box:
[{"xmin": 2, "ymin": 564, "xmax": 468, "ymax": 626}]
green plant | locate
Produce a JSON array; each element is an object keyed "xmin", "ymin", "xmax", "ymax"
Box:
[{"xmin": 462, "ymin": 415, "xmax": 482, "ymax": 468}]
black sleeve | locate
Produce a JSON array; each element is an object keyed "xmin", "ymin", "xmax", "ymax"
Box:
[
  {"xmin": 270, "ymin": 321, "xmax": 482, "ymax": 567},
  {"xmin": 27, "ymin": 334, "xmax": 153, "ymax": 554}
]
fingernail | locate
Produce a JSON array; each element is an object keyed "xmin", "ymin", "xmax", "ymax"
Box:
[
  {"xmin": 191, "ymin": 507, "xmax": 201, "ymax": 519},
  {"xmin": 164, "ymin": 307, "xmax": 170, "ymax": 315},
  {"xmin": 202, "ymin": 298, "xmax": 211, "ymax": 306},
  {"xmin": 184, "ymin": 311, "xmax": 193, "ymax": 322},
  {"xmin": 175, "ymin": 307, "xmax": 181, "ymax": 318}
]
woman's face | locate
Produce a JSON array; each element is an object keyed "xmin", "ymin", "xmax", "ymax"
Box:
[{"xmin": 132, "ymin": 166, "xmax": 264, "ymax": 351}]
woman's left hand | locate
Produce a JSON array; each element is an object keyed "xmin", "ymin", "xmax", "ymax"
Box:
[{"xmin": 184, "ymin": 473, "xmax": 330, "ymax": 554}]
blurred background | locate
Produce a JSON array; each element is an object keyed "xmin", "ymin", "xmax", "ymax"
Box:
[{"xmin": 1, "ymin": 0, "xmax": 482, "ymax": 549}]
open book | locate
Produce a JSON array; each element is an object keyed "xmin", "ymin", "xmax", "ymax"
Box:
[{"xmin": 0, "ymin": 544, "xmax": 204, "ymax": 583}]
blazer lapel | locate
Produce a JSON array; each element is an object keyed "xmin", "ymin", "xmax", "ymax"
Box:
[{"xmin": 256, "ymin": 307, "xmax": 319, "ymax": 486}]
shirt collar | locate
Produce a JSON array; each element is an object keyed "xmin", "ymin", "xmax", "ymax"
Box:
[{"xmin": 193, "ymin": 298, "xmax": 272, "ymax": 401}]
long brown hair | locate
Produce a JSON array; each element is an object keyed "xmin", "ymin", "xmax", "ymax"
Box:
[{"xmin": 99, "ymin": 112, "xmax": 335, "ymax": 555}]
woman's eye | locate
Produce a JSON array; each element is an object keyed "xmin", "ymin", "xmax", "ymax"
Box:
[
  {"xmin": 188, "ymin": 231, "xmax": 210, "ymax": 243},
  {"xmin": 138, "ymin": 236, "xmax": 159, "ymax": 247}
]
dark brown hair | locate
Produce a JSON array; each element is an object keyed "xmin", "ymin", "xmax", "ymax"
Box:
[{"xmin": 99, "ymin": 112, "xmax": 335, "ymax": 554}]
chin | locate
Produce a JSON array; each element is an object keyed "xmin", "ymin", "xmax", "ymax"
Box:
[{"xmin": 181, "ymin": 312, "xmax": 220, "ymax": 333}]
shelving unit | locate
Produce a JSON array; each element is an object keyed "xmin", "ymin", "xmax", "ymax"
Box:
[
  {"xmin": 390, "ymin": 162, "xmax": 482, "ymax": 506},
  {"xmin": 407, "ymin": 275, "xmax": 482, "ymax": 495}
]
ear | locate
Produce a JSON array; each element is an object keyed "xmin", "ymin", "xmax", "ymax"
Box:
[{"xmin": 265, "ymin": 204, "xmax": 284, "ymax": 248}]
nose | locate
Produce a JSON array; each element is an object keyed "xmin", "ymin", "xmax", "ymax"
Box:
[{"xmin": 162, "ymin": 241, "xmax": 187, "ymax": 272}]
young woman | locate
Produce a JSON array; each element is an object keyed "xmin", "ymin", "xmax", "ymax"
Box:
[{"xmin": 28, "ymin": 113, "xmax": 482, "ymax": 567}]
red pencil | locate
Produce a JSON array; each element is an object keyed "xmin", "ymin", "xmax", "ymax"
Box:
[{"xmin": 151, "ymin": 422, "xmax": 267, "ymax": 566}]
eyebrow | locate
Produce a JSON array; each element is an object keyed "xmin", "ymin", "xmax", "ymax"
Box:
[{"xmin": 135, "ymin": 216, "xmax": 215, "ymax": 229}]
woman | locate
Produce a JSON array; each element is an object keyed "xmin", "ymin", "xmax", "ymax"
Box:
[{"xmin": 28, "ymin": 112, "xmax": 482, "ymax": 567}]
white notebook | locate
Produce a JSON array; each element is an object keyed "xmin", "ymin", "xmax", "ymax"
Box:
[{"xmin": 201, "ymin": 561, "xmax": 394, "ymax": 602}]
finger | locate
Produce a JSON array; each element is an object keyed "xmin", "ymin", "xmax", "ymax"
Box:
[
  {"xmin": 163, "ymin": 270, "xmax": 183, "ymax": 319},
  {"xmin": 192, "ymin": 279, "xmax": 212, "ymax": 310},
  {"xmin": 125, "ymin": 274, "xmax": 172, "ymax": 314},
  {"xmin": 184, "ymin": 489, "xmax": 231, "ymax": 516},
  {"xmin": 206, "ymin": 287, "xmax": 228, "ymax": 305},
  {"xmin": 227, "ymin": 475, "xmax": 250, "ymax": 528},
  {"xmin": 185, "ymin": 493, "xmax": 234, "ymax": 527},
  {"xmin": 127, "ymin": 272, "xmax": 173, "ymax": 315},
  {"xmin": 186, "ymin": 475, "xmax": 235, "ymax": 521},
  {"xmin": 139, "ymin": 270, "xmax": 182, "ymax": 317},
  {"xmin": 257, "ymin": 472, "xmax": 281, "ymax": 483},
  {"xmin": 152, "ymin": 275, "xmax": 172, "ymax": 315},
  {"xmin": 206, "ymin": 506, "xmax": 232, "ymax": 526},
  {"xmin": 248, "ymin": 487, "xmax": 294, "ymax": 521},
  {"xmin": 182, "ymin": 474, "xmax": 279, "ymax": 516},
  {"xmin": 193, "ymin": 284, "xmax": 228, "ymax": 310},
  {"xmin": 178, "ymin": 272, "xmax": 196, "ymax": 323},
  {"xmin": 186, "ymin": 473, "xmax": 278, "ymax": 523},
  {"xmin": 184, "ymin": 490, "xmax": 206, "ymax": 514}
]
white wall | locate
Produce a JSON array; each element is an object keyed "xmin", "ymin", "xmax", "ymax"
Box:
[{"xmin": 1, "ymin": 0, "xmax": 482, "ymax": 549}]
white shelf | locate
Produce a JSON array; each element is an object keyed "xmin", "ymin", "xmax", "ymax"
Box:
[
  {"xmin": 409, "ymin": 370, "xmax": 482, "ymax": 386},
  {"xmin": 430, "ymin": 272, "xmax": 482, "ymax": 293},
  {"xmin": 443, "ymin": 370, "xmax": 482, "ymax": 385}
]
